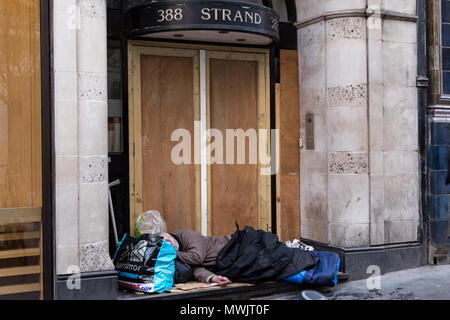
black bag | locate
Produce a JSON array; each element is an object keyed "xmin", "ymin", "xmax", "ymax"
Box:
[
  {"xmin": 113, "ymin": 234, "xmax": 176, "ymax": 293},
  {"xmin": 174, "ymin": 258, "xmax": 194, "ymax": 283}
]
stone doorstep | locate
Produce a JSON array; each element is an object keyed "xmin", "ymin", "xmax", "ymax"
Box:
[{"xmin": 116, "ymin": 273, "xmax": 349, "ymax": 301}]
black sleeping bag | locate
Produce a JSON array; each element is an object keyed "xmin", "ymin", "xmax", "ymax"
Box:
[{"xmin": 214, "ymin": 225, "xmax": 319, "ymax": 283}]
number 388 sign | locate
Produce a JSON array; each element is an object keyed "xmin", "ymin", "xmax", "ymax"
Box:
[
  {"xmin": 124, "ymin": 1, "xmax": 280, "ymax": 42},
  {"xmin": 157, "ymin": 8, "xmax": 184, "ymax": 22}
]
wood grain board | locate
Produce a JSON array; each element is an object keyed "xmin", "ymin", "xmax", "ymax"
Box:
[
  {"xmin": 140, "ymin": 54, "xmax": 197, "ymax": 233},
  {"xmin": 277, "ymin": 49, "xmax": 301, "ymax": 242},
  {"xmin": 0, "ymin": 0, "xmax": 43, "ymax": 299},
  {"xmin": 209, "ymin": 58, "xmax": 259, "ymax": 236}
]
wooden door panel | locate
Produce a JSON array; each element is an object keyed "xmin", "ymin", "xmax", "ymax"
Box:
[
  {"xmin": 140, "ymin": 55, "xmax": 196, "ymax": 233},
  {"xmin": 277, "ymin": 49, "xmax": 301, "ymax": 242},
  {"xmin": 209, "ymin": 59, "xmax": 259, "ymax": 236}
]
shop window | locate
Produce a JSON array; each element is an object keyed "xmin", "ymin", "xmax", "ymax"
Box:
[{"xmin": 107, "ymin": 41, "xmax": 123, "ymax": 154}]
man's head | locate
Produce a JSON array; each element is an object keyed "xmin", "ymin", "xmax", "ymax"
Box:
[{"xmin": 158, "ymin": 232, "xmax": 179, "ymax": 251}]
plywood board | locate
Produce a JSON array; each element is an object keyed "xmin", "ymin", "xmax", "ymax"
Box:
[
  {"xmin": 278, "ymin": 49, "xmax": 301, "ymax": 242},
  {"xmin": 140, "ymin": 54, "xmax": 196, "ymax": 233},
  {"xmin": 209, "ymin": 58, "xmax": 259, "ymax": 236}
]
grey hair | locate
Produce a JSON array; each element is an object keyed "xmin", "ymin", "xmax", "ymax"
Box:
[{"xmin": 158, "ymin": 232, "xmax": 180, "ymax": 251}]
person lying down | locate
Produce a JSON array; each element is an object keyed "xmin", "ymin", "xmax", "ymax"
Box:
[
  {"xmin": 159, "ymin": 229, "xmax": 233, "ymax": 286},
  {"xmin": 158, "ymin": 226, "xmax": 321, "ymax": 286}
]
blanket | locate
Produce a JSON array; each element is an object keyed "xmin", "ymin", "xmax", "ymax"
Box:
[{"xmin": 214, "ymin": 225, "xmax": 319, "ymax": 283}]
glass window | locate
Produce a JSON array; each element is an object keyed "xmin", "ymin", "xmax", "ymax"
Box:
[
  {"xmin": 0, "ymin": 0, "xmax": 43, "ymax": 300},
  {"xmin": 107, "ymin": 41, "xmax": 123, "ymax": 154},
  {"xmin": 272, "ymin": 0, "xmax": 289, "ymax": 22}
]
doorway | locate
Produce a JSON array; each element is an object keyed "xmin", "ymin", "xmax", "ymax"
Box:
[{"xmin": 128, "ymin": 43, "xmax": 271, "ymax": 236}]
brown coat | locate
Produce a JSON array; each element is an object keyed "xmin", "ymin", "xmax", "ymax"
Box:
[{"xmin": 172, "ymin": 229, "xmax": 230, "ymax": 283}]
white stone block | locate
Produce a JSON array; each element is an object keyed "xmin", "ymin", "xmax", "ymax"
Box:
[
  {"xmin": 325, "ymin": 0, "xmax": 367, "ymax": 13},
  {"xmin": 53, "ymin": 0, "xmax": 76, "ymax": 16},
  {"xmin": 78, "ymin": 0, "xmax": 107, "ymax": 21},
  {"xmin": 383, "ymin": 85, "xmax": 417, "ymax": 109},
  {"xmin": 327, "ymin": 106, "xmax": 368, "ymax": 152},
  {"xmin": 326, "ymin": 38, "xmax": 367, "ymax": 87},
  {"xmin": 328, "ymin": 174, "xmax": 370, "ymax": 224},
  {"xmin": 77, "ymin": 16, "xmax": 107, "ymax": 74},
  {"xmin": 55, "ymin": 100, "xmax": 78, "ymax": 156},
  {"xmin": 300, "ymin": 219, "xmax": 329, "ymax": 244},
  {"xmin": 298, "ymin": 22, "xmax": 326, "ymax": 91},
  {"xmin": 53, "ymin": 14, "xmax": 77, "ymax": 73},
  {"xmin": 383, "ymin": 41, "xmax": 417, "ymax": 87},
  {"xmin": 56, "ymin": 155, "xmax": 78, "ymax": 185},
  {"xmin": 78, "ymin": 182, "xmax": 109, "ymax": 244},
  {"xmin": 383, "ymin": 20, "xmax": 417, "ymax": 44},
  {"xmin": 384, "ymin": 172, "xmax": 419, "ymax": 221},
  {"xmin": 369, "ymin": 150, "xmax": 384, "ymax": 175},
  {"xmin": 382, "ymin": 0, "xmax": 417, "ymax": 15},
  {"xmin": 56, "ymin": 245, "xmax": 79, "ymax": 276},
  {"xmin": 78, "ymin": 100, "xmax": 108, "ymax": 156},
  {"xmin": 55, "ymin": 183, "xmax": 79, "ymax": 247},
  {"xmin": 79, "ymin": 156, "xmax": 108, "ymax": 184},
  {"xmin": 296, "ymin": 0, "xmax": 325, "ymax": 22},
  {"xmin": 77, "ymin": 72, "xmax": 107, "ymax": 102},
  {"xmin": 329, "ymin": 222, "xmax": 370, "ymax": 247},
  {"xmin": 384, "ymin": 151, "xmax": 419, "ymax": 174},
  {"xmin": 383, "ymin": 107, "xmax": 418, "ymax": 151},
  {"xmin": 54, "ymin": 71, "xmax": 78, "ymax": 102}
]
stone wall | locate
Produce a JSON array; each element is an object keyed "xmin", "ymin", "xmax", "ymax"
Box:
[
  {"xmin": 297, "ymin": 0, "xmax": 420, "ymax": 247},
  {"xmin": 54, "ymin": 0, "xmax": 114, "ymax": 275}
]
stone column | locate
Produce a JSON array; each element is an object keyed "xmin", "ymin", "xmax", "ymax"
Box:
[
  {"xmin": 296, "ymin": 0, "xmax": 420, "ymax": 248},
  {"xmin": 54, "ymin": 0, "xmax": 114, "ymax": 276}
]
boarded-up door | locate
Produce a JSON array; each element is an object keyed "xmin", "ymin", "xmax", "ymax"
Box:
[
  {"xmin": 129, "ymin": 45, "xmax": 271, "ymax": 236},
  {"xmin": 130, "ymin": 47, "xmax": 200, "ymax": 233},
  {"xmin": 207, "ymin": 51, "xmax": 270, "ymax": 236},
  {"xmin": 0, "ymin": 1, "xmax": 43, "ymax": 300}
]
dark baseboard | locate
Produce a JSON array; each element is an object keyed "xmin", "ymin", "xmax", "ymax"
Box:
[
  {"xmin": 301, "ymin": 239, "xmax": 426, "ymax": 281},
  {"xmin": 55, "ymin": 270, "xmax": 118, "ymax": 300}
]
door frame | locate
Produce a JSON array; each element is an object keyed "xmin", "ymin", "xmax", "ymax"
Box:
[
  {"xmin": 127, "ymin": 41, "xmax": 271, "ymax": 235},
  {"xmin": 41, "ymin": 0, "xmax": 53, "ymax": 300}
]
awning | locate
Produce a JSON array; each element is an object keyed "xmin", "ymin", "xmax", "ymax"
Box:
[{"xmin": 124, "ymin": 0, "xmax": 280, "ymax": 45}]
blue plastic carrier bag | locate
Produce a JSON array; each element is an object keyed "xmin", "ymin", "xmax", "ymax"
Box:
[{"xmin": 113, "ymin": 234, "xmax": 176, "ymax": 293}]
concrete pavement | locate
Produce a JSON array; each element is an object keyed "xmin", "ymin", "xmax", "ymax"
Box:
[{"xmin": 258, "ymin": 264, "xmax": 450, "ymax": 300}]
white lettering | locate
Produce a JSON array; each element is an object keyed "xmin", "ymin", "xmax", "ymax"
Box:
[
  {"xmin": 254, "ymin": 13, "xmax": 262, "ymax": 24},
  {"xmin": 245, "ymin": 11, "xmax": 253, "ymax": 23},
  {"xmin": 223, "ymin": 9, "xmax": 232, "ymax": 21},
  {"xmin": 226, "ymin": 129, "xmax": 257, "ymax": 165},
  {"xmin": 201, "ymin": 8, "xmax": 211, "ymax": 20},
  {"xmin": 171, "ymin": 129, "xmax": 192, "ymax": 165},
  {"xmin": 211, "ymin": 8, "xmax": 220, "ymax": 20},
  {"xmin": 234, "ymin": 10, "xmax": 243, "ymax": 22}
]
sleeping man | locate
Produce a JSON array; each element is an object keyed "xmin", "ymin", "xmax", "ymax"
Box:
[
  {"xmin": 159, "ymin": 226, "xmax": 321, "ymax": 286},
  {"xmin": 159, "ymin": 229, "xmax": 233, "ymax": 286}
]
